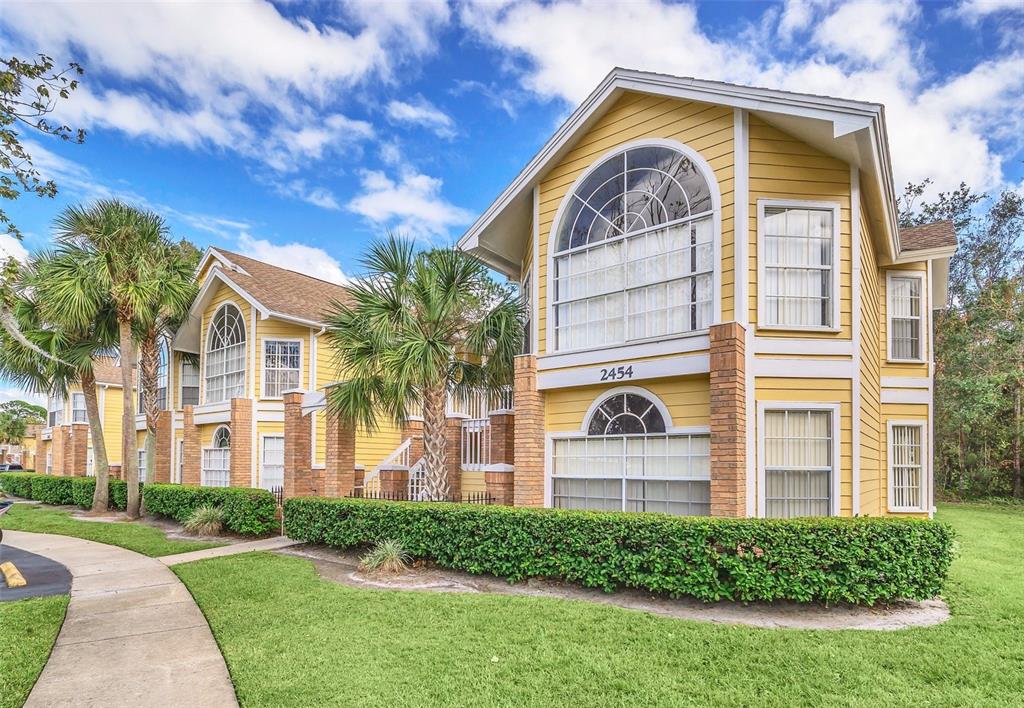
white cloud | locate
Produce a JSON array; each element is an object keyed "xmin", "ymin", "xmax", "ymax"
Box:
[
  {"xmin": 947, "ymin": 0, "xmax": 1024, "ymax": 22},
  {"xmin": 0, "ymin": 234, "xmax": 30, "ymax": 264},
  {"xmin": 270, "ymin": 180, "xmax": 343, "ymax": 211},
  {"xmin": 0, "ymin": 388, "xmax": 46, "ymax": 408},
  {"xmin": 460, "ymin": 0, "xmax": 1024, "ymax": 194},
  {"xmin": 386, "ymin": 96, "xmax": 457, "ymax": 138},
  {"xmin": 236, "ymin": 234, "xmax": 349, "ymax": 284},
  {"xmin": 347, "ymin": 167, "xmax": 473, "ymax": 240}
]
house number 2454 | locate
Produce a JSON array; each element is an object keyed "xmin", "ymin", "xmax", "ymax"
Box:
[{"xmin": 600, "ymin": 365, "xmax": 634, "ymax": 381}]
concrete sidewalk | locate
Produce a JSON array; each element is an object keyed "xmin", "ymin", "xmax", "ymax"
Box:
[
  {"xmin": 4, "ymin": 531, "xmax": 238, "ymax": 708},
  {"xmin": 159, "ymin": 535, "xmax": 299, "ymax": 566}
]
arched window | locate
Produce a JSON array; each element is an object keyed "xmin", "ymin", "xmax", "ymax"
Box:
[
  {"xmin": 552, "ymin": 143, "xmax": 716, "ymax": 351},
  {"xmin": 202, "ymin": 425, "xmax": 231, "ymax": 488},
  {"xmin": 205, "ymin": 304, "xmax": 246, "ymax": 403},
  {"xmin": 551, "ymin": 389, "xmax": 710, "ymax": 516}
]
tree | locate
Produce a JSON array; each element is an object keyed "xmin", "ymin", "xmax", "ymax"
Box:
[
  {"xmin": 0, "ymin": 399, "xmax": 45, "ymax": 425},
  {"xmin": 53, "ymin": 199, "xmax": 169, "ymax": 518},
  {"xmin": 324, "ymin": 236, "xmax": 523, "ymax": 501}
]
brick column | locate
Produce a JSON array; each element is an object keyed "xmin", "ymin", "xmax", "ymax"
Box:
[
  {"xmin": 401, "ymin": 418, "xmax": 424, "ymax": 465},
  {"xmin": 229, "ymin": 398, "xmax": 253, "ymax": 488},
  {"xmin": 513, "ymin": 355, "xmax": 544, "ymax": 507},
  {"xmin": 709, "ymin": 322, "xmax": 747, "ymax": 517},
  {"xmin": 153, "ymin": 411, "xmax": 172, "ymax": 483},
  {"xmin": 182, "ymin": 405, "xmax": 200, "ymax": 485},
  {"xmin": 283, "ymin": 392, "xmax": 312, "ymax": 498},
  {"xmin": 378, "ymin": 466, "xmax": 409, "ymax": 499},
  {"xmin": 325, "ymin": 409, "xmax": 356, "ymax": 498},
  {"xmin": 50, "ymin": 426, "xmax": 65, "ymax": 475},
  {"xmin": 444, "ymin": 416, "xmax": 463, "ymax": 500},
  {"xmin": 66, "ymin": 423, "xmax": 89, "ymax": 476},
  {"xmin": 488, "ymin": 412, "xmax": 515, "ymax": 466}
]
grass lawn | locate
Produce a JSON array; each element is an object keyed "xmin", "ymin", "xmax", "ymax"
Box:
[
  {"xmin": 0, "ymin": 595, "xmax": 68, "ymax": 708},
  {"xmin": 0, "ymin": 504, "xmax": 223, "ymax": 557},
  {"xmin": 173, "ymin": 503, "xmax": 1024, "ymax": 707}
]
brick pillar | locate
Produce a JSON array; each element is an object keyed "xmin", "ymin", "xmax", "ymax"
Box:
[
  {"xmin": 50, "ymin": 426, "xmax": 65, "ymax": 475},
  {"xmin": 229, "ymin": 398, "xmax": 253, "ymax": 488},
  {"xmin": 153, "ymin": 411, "xmax": 172, "ymax": 483},
  {"xmin": 325, "ymin": 409, "xmax": 356, "ymax": 498},
  {"xmin": 68, "ymin": 423, "xmax": 90, "ymax": 476},
  {"xmin": 513, "ymin": 355, "xmax": 544, "ymax": 507},
  {"xmin": 401, "ymin": 418, "xmax": 424, "ymax": 464},
  {"xmin": 283, "ymin": 392, "xmax": 312, "ymax": 498},
  {"xmin": 444, "ymin": 416, "xmax": 463, "ymax": 500},
  {"xmin": 488, "ymin": 412, "xmax": 515, "ymax": 466},
  {"xmin": 109, "ymin": 464, "xmax": 122, "ymax": 480},
  {"xmin": 379, "ymin": 466, "xmax": 409, "ymax": 498},
  {"xmin": 709, "ymin": 322, "xmax": 747, "ymax": 517},
  {"xmin": 182, "ymin": 405, "xmax": 200, "ymax": 485}
]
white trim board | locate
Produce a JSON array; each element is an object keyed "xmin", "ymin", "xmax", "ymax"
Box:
[
  {"xmin": 537, "ymin": 334, "xmax": 709, "ymax": 371},
  {"xmin": 537, "ymin": 353, "xmax": 710, "ymax": 390},
  {"xmin": 881, "ymin": 376, "xmax": 929, "ymax": 389},
  {"xmin": 751, "ymin": 359, "xmax": 853, "ymax": 378},
  {"xmin": 881, "ymin": 388, "xmax": 930, "ymax": 405},
  {"xmin": 752, "ymin": 338, "xmax": 853, "ymax": 356}
]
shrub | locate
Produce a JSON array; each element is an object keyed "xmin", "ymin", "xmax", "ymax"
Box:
[
  {"xmin": 284, "ymin": 498, "xmax": 956, "ymax": 605},
  {"xmin": 183, "ymin": 506, "xmax": 226, "ymax": 536},
  {"xmin": 0, "ymin": 472, "xmax": 136, "ymax": 510},
  {"xmin": 69, "ymin": 477, "xmax": 133, "ymax": 511},
  {"xmin": 143, "ymin": 484, "xmax": 276, "ymax": 536},
  {"xmin": 359, "ymin": 539, "xmax": 411, "ymax": 574},
  {"xmin": 0, "ymin": 472, "xmax": 36, "ymax": 498},
  {"xmin": 29, "ymin": 475, "xmax": 76, "ymax": 505}
]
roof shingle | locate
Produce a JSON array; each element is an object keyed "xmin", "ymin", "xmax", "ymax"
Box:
[{"xmin": 900, "ymin": 220, "xmax": 957, "ymax": 253}]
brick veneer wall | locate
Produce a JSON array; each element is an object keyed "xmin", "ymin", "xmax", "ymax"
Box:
[
  {"xmin": 488, "ymin": 413, "xmax": 515, "ymax": 466},
  {"xmin": 65, "ymin": 423, "xmax": 89, "ymax": 476},
  {"xmin": 401, "ymin": 418, "xmax": 424, "ymax": 464},
  {"xmin": 229, "ymin": 398, "xmax": 253, "ymax": 488},
  {"xmin": 444, "ymin": 417, "xmax": 462, "ymax": 500},
  {"xmin": 378, "ymin": 467, "xmax": 409, "ymax": 497},
  {"xmin": 182, "ymin": 405, "xmax": 200, "ymax": 485},
  {"xmin": 50, "ymin": 425, "xmax": 65, "ymax": 476},
  {"xmin": 153, "ymin": 411, "xmax": 172, "ymax": 483},
  {"xmin": 513, "ymin": 355, "xmax": 544, "ymax": 507},
  {"xmin": 325, "ymin": 409, "xmax": 356, "ymax": 497},
  {"xmin": 709, "ymin": 322, "xmax": 747, "ymax": 517},
  {"xmin": 283, "ymin": 392, "xmax": 312, "ymax": 498}
]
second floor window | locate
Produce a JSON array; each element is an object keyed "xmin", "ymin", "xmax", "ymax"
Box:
[
  {"xmin": 552, "ymin": 144, "xmax": 716, "ymax": 352},
  {"xmin": 888, "ymin": 274, "xmax": 923, "ymax": 361},
  {"xmin": 71, "ymin": 393, "xmax": 87, "ymax": 423},
  {"xmin": 181, "ymin": 361, "xmax": 200, "ymax": 406},
  {"xmin": 262, "ymin": 340, "xmax": 301, "ymax": 398},
  {"xmin": 205, "ymin": 303, "xmax": 246, "ymax": 404},
  {"xmin": 759, "ymin": 204, "xmax": 837, "ymax": 329},
  {"xmin": 47, "ymin": 396, "xmax": 62, "ymax": 428},
  {"xmin": 138, "ymin": 341, "xmax": 169, "ymax": 411}
]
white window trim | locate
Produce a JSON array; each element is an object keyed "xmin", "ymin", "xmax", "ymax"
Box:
[
  {"xmin": 887, "ymin": 419, "xmax": 928, "ymax": 513},
  {"xmin": 545, "ymin": 137, "xmax": 723, "ymax": 357},
  {"xmin": 886, "ymin": 270, "xmax": 927, "ymax": 363},
  {"xmin": 179, "ymin": 358, "xmax": 201, "ymax": 408},
  {"xmin": 756, "ymin": 401, "xmax": 842, "ymax": 518},
  {"xmin": 201, "ymin": 424, "xmax": 232, "ymax": 488},
  {"xmin": 260, "ymin": 337, "xmax": 304, "ymax": 400},
  {"xmin": 71, "ymin": 392, "xmax": 87, "ymax": 424},
  {"xmin": 258, "ymin": 433, "xmax": 285, "ymax": 490},
  {"xmin": 756, "ymin": 199, "xmax": 842, "ymax": 333},
  {"xmin": 521, "ymin": 265, "xmax": 534, "ymax": 355},
  {"xmin": 203, "ymin": 300, "xmax": 247, "ymax": 405}
]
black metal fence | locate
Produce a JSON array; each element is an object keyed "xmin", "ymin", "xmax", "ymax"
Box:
[
  {"xmin": 271, "ymin": 485, "xmax": 284, "ymax": 508},
  {"xmin": 347, "ymin": 489, "xmax": 494, "ymax": 505}
]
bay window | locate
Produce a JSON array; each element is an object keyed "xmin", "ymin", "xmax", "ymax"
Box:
[
  {"xmin": 205, "ymin": 304, "xmax": 246, "ymax": 403},
  {"xmin": 552, "ymin": 144, "xmax": 716, "ymax": 352},
  {"xmin": 761, "ymin": 406, "xmax": 837, "ymax": 518},
  {"xmin": 887, "ymin": 273, "xmax": 924, "ymax": 361},
  {"xmin": 262, "ymin": 340, "xmax": 301, "ymax": 398},
  {"xmin": 888, "ymin": 421, "xmax": 926, "ymax": 512}
]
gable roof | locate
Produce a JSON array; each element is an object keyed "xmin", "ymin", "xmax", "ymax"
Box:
[
  {"xmin": 899, "ymin": 220, "xmax": 957, "ymax": 253},
  {"xmin": 458, "ymin": 67, "xmax": 906, "ymax": 274},
  {"xmin": 92, "ymin": 355, "xmax": 124, "ymax": 386}
]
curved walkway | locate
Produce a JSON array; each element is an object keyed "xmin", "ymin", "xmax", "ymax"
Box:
[{"xmin": 4, "ymin": 531, "xmax": 237, "ymax": 708}]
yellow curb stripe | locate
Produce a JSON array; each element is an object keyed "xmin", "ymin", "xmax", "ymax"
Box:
[{"xmin": 0, "ymin": 561, "xmax": 27, "ymax": 588}]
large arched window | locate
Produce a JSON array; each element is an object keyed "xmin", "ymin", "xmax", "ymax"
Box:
[
  {"xmin": 202, "ymin": 425, "xmax": 231, "ymax": 487},
  {"xmin": 551, "ymin": 388, "xmax": 710, "ymax": 516},
  {"xmin": 552, "ymin": 143, "xmax": 716, "ymax": 351},
  {"xmin": 205, "ymin": 304, "xmax": 246, "ymax": 403}
]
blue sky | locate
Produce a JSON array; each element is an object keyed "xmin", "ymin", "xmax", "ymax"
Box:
[{"xmin": 1, "ymin": 0, "xmax": 1022, "ymax": 403}]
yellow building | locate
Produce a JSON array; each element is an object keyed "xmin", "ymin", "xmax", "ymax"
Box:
[{"xmin": 459, "ymin": 69, "xmax": 954, "ymax": 519}]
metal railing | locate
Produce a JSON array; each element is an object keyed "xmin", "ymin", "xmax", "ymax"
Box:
[{"xmin": 347, "ymin": 489, "xmax": 494, "ymax": 505}]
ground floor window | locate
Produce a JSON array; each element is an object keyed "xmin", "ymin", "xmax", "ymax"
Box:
[
  {"xmin": 888, "ymin": 421, "xmax": 925, "ymax": 511},
  {"xmin": 202, "ymin": 426, "xmax": 231, "ymax": 487},
  {"xmin": 138, "ymin": 448, "xmax": 148, "ymax": 484},
  {"xmin": 260, "ymin": 435, "xmax": 284, "ymax": 490},
  {"xmin": 46, "ymin": 452, "xmax": 52, "ymax": 474},
  {"xmin": 762, "ymin": 407, "xmax": 835, "ymax": 518},
  {"xmin": 551, "ymin": 390, "xmax": 711, "ymax": 516}
]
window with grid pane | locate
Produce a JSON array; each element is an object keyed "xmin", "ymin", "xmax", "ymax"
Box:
[
  {"xmin": 138, "ymin": 448, "xmax": 148, "ymax": 484},
  {"xmin": 205, "ymin": 304, "xmax": 246, "ymax": 403},
  {"xmin": 181, "ymin": 361, "xmax": 200, "ymax": 406},
  {"xmin": 202, "ymin": 426, "xmax": 231, "ymax": 487},
  {"xmin": 72, "ymin": 393, "xmax": 87, "ymax": 423},
  {"xmin": 763, "ymin": 409, "xmax": 833, "ymax": 518},
  {"xmin": 552, "ymin": 145, "xmax": 715, "ymax": 352},
  {"xmin": 138, "ymin": 341, "xmax": 169, "ymax": 411},
  {"xmin": 761, "ymin": 206, "xmax": 835, "ymax": 328},
  {"xmin": 47, "ymin": 396, "xmax": 62, "ymax": 428},
  {"xmin": 888, "ymin": 275, "xmax": 923, "ymax": 360},
  {"xmin": 260, "ymin": 435, "xmax": 284, "ymax": 490},
  {"xmin": 551, "ymin": 391, "xmax": 711, "ymax": 515},
  {"xmin": 889, "ymin": 424, "xmax": 924, "ymax": 510},
  {"xmin": 262, "ymin": 340, "xmax": 301, "ymax": 398}
]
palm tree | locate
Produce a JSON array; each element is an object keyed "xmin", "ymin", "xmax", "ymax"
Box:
[
  {"xmin": 53, "ymin": 199, "xmax": 168, "ymax": 518},
  {"xmin": 136, "ymin": 240, "xmax": 198, "ymax": 482},
  {"xmin": 324, "ymin": 236, "xmax": 523, "ymax": 500}
]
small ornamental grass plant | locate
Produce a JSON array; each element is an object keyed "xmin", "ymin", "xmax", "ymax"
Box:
[
  {"xmin": 359, "ymin": 539, "xmax": 412, "ymax": 575},
  {"xmin": 184, "ymin": 505, "xmax": 226, "ymax": 536}
]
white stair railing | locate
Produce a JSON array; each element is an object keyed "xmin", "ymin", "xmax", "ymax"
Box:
[
  {"xmin": 359, "ymin": 437, "xmax": 412, "ymax": 493},
  {"xmin": 407, "ymin": 458, "xmax": 428, "ymax": 500}
]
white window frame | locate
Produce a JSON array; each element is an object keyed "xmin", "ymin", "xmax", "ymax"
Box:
[
  {"xmin": 47, "ymin": 395, "xmax": 63, "ymax": 428},
  {"xmin": 176, "ymin": 438, "xmax": 185, "ymax": 484},
  {"xmin": 756, "ymin": 199, "xmax": 842, "ymax": 333},
  {"xmin": 71, "ymin": 393, "xmax": 87, "ymax": 423},
  {"xmin": 259, "ymin": 433, "xmax": 285, "ymax": 490},
  {"xmin": 886, "ymin": 270, "xmax": 926, "ymax": 363},
  {"xmin": 887, "ymin": 419, "xmax": 928, "ymax": 513},
  {"xmin": 137, "ymin": 447, "xmax": 148, "ymax": 484},
  {"xmin": 179, "ymin": 359, "xmax": 200, "ymax": 407},
  {"xmin": 545, "ymin": 138, "xmax": 723, "ymax": 357},
  {"xmin": 203, "ymin": 301, "xmax": 247, "ymax": 405},
  {"xmin": 201, "ymin": 424, "xmax": 231, "ymax": 488},
  {"xmin": 86, "ymin": 447, "xmax": 94, "ymax": 477},
  {"xmin": 46, "ymin": 451, "xmax": 52, "ymax": 474},
  {"xmin": 756, "ymin": 401, "xmax": 842, "ymax": 517},
  {"xmin": 521, "ymin": 265, "xmax": 533, "ymax": 355},
  {"xmin": 260, "ymin": 337, "xmax": 303, "ymax": 400}
]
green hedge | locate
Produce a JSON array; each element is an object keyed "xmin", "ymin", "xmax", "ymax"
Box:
[
  {"xmin": 1, "ymin": 472, "xmax": 135, "ymax": 510},
  {"xmin": 30, "ymin": 475, "xmax": 76, "ymax": 505},
  {"xmin": 0, "ymin": 472, "xmax": 37, "ymax": 499},
  {"xmin": 284, "ymin": 498, "xmax": 955, "ymax": 605},
  {"xmin": 70, "ymin": 477, "xmax": 131, "ymax": 511},
  {"xmin": 143, "ymin": 484, "xmax": 277, "ymax": 536}
]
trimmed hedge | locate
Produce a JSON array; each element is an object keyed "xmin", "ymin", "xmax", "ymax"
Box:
[
  {"xmin": 0, "ymin": 472, "xmax": 35, "ymax": 499},
  {"xmin": 143, "ymin": 484, "xmax": 277, "ymax": 536},
  {"xmin": 1, "ymin": 471, "xmax": 135, "ymax": 510},
  {"xmin": 284, "ymin": 498, "xmax": 955, "ymax": 605},
  {"xmin": 70, "ymin": 477, "xmax": 131, "ymax": 511}
]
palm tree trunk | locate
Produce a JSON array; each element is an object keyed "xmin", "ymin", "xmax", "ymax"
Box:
[
  {"xmin": 119, "ymin": 318, "xmax": 141, "ymax": 518},
  {"xmin": 139, "ymin": 330, "xmax": 159, "ymax": 483},
  {"xmin": 81, "ymin": 369, "xmax": 111, "ymax": 512},
  {"xmin": 421, "ymin": 383, "xmax": 449, "ymax": 501}
]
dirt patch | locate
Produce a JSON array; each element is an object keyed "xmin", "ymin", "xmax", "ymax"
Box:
[
  {"xmin": 280, "ymin": 545, "xmax": 950, "ymax": 631},
  {"xmin": 69, "ymin": 509, "xmax": 242, "ymax": 544}
]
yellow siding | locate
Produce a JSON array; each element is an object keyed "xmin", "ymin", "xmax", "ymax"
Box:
[
  {"xmin": 355, "ymin": 420, "xmax": 403, "ymax": 470},
  {"xmin": 880, "ymin": 262, "xmax": 930, "ymax": 378},
  {"xmin": 537, "ymin": 92, "xmax": 735, "ymax": 355},
  {"xmin": 859, "ymin": 199, "xmax": 883, "ymax": 516},
  {"xmin": 545, "ymin": 375, "xmax": 710, "ymax": 432},
  {"xmin": 253, "ymin": 319, "xmax": 312, "ymax": 400},
  {"xmin": 101, "ymin": 386, "xmax": 124, "ymax": 464},
  {"xmin": 747, "ymin": 115, "xmax": 852, "ymax": 339},
  {"xmin": 755, "ymin": 378, "xmax": 854, "ymax": 515}
]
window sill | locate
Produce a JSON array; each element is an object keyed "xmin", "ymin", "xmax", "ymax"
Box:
[
  {"xmin": 757, "ymin": 324, "xmax": 843, "ymax": 334},
  {"xmin": 885, "ymin": 358, "xmax": 927, "ymax": 365}
]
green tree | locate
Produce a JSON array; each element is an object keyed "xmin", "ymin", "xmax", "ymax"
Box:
[
  {"xmin": 53, "ymin": 199, "xmax": 170, "ymax": 518},
  {"xmin": 324, "ymin": 237, "xmax": 523, "ymax": 500},
  {"xmin": 0, "ymin": 399, "xmax": 46, "ymax": 425}
]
